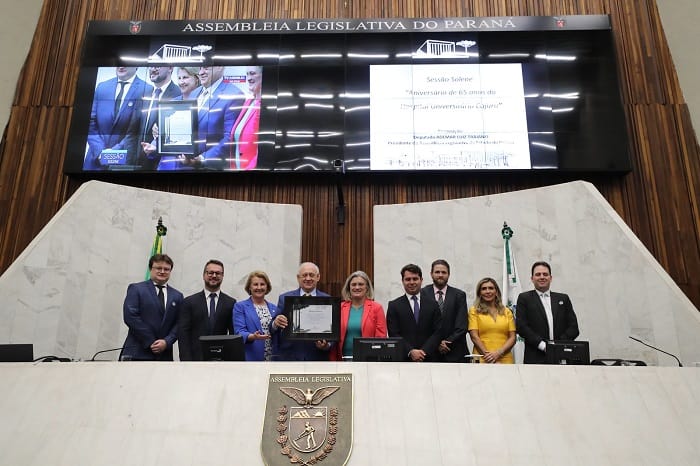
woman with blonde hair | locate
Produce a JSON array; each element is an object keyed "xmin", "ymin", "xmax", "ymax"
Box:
[
  {"xmin": 233, "ymin": 270, "xmax": 279, "ymax": 361},
  {"xmin": 468, "ymin": 277, "xmax": 516, "ymax": 364},
  {"xmin": 331, "ymin": 271, "xmax": 387, "ymax": 361},
  {"xmin": 176, "ymin": 66, "xmax": 201, "ymax": 99}
]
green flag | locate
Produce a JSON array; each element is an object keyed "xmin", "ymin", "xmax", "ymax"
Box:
[{"xmin": 145, "ymin": 217, "xmax": 167, "ymax": 279}]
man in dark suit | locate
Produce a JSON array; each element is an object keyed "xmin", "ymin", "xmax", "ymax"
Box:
[
  {"xmin": 387, "ymin": 264, "xmax": 442, "ymax": 362},
  {"xmin": 121, "ymin": 254, "xmax": 183, "ymax": 361},
  {"xmin": 271, "ymin": 262, "xmax": 333, "ymax": 361},
  {"xmin": 516, "ymin": 261, "xmax": 580, "ymax": 364},
  {"xmin": 179, "ymin": 66, "xmax": 244, "ymax": 170},
  {"xmin": 85, "ymin": 66, "xmax": 152, "ymax": 169},
  {"xmin": 178, "ymin": 259, "xmax": 236, "ymax": 361},
  {"xmin": 421, "ymin": 259, "xmax": 469, "ymax": 363},
  {"xmin": 138, "ymin": 66, "xmax": 182, "ymax": 170}
]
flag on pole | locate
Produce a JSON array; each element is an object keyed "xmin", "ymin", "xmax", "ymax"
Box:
[
  {"xmin": 145, "ymin": 217, "xmax": 167, "ymax": 279},
  {"xmin": 501, "ymin": 222, "xmax": 524, "ymax": 363}
]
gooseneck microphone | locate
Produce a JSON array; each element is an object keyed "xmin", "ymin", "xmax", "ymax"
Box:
[
  {"xmin": 629, "ymin": 336, "xmax": 683, "ymax": 367},
  {"xmin": 90, "ymin": 346, "xmax": 135, "ymax": 361}
]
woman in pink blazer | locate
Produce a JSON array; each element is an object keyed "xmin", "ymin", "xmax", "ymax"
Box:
[{"xmin": 331, "ymin": 271, "xmax": 387, "ymax": 361}]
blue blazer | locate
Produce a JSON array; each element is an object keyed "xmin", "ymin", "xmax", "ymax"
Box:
[
  {"xmin": 189, "ymin": 81, "xmax": 245, "ymax": 169},
  {"xmin": 121, "ymin": 280, "xmax": 183, "ymax": 361},
  {"xmin": 85, "ymin": 75, "xmax": 152, "ymax": 169},
  {"xmin": 272, "ymin": 289, "xmax": 331, "ymax": 361},
  {"xmin": 233, "ymin": 297, "xmax": 279, "ymax": 361}
]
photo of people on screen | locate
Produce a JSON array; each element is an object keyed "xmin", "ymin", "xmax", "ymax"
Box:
[{"xmin": 83, "ymin": 65, "xmax": 262, "ymax": 171}]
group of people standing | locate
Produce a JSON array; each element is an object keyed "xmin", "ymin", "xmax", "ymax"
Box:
[
  {"xmin": 85, "ymin": 65, "xmax": 261, "ymax": 171},
  {"xmin": 120, "ymin": 255, "xmax": 579, "ymax": 364}
]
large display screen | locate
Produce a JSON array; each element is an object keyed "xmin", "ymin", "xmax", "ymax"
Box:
[{"xmin": 64, "ymin": 17, "xmax": 631, "ymax": 173}]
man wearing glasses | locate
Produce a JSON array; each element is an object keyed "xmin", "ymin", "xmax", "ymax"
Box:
[
  {"xmin": 120, "ymin": 254, "xmax": 184, "ymax": 361},
  {"xmin": 177, "ymin": 259, "xmax": 237, "ymax": 360},
  {"xmin": 270, "ymin": 262, "xmax": 332, "ymax": 361}
]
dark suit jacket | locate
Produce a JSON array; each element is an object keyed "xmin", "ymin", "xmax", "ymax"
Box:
[
  {"xmin": 516, "ymin": 289, "xmax": 580, "ymax": 364},
  {"xmin": 138, "ymin": 80, "xmax": 182, "ymax": 170},
  {"xmin": 386, "ymin": 294, "xmax": 442, "ymax": 361},
  {"xmin": 190, "ymin": 82, "xmax": 245, "ymax": 169},
  {"xmin": 121, "ymin": 280, "xmax": 183, "ymax": 361},
  {"xmin": 421, "ymin": 284, "xmax": 468, "ymax": 362},
  {"xmin": 85, "ymin": 75, "xmax": 152, "ymax": 169},
  {"xmin": 272, "ymin": 289, "xmax": 331, "ymax": 361},
  {"xmin": 178, "ymin": 290, "xmax": 236, "ymax": 361}
]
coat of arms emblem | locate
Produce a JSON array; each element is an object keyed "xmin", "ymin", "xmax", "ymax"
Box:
[{"xmin": 262, "ymin": 375, "xmax": 352, "ymax": 466}]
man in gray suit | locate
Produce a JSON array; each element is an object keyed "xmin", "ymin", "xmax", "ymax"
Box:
[{"xmin": 178, "ymin": 259, "xmax": 237, "ymax": 361}]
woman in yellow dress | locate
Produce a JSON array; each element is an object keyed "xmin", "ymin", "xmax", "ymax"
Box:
[{"xmin": 468, "ymin": 277, "xmax": 516, "ymax": 364}]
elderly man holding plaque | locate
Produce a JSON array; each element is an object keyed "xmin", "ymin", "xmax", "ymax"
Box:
[
  {"xmin": 271, "ymin": 262, "xmax": 333, "ymax": 361},
  {"xmin": 179, "ymin": 65, "xmax": 244, "ymax": 170}
]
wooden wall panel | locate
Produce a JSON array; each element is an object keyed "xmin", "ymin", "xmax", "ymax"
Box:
[{"xmin": 1, "ymin": 0, "xmax": 699, "ymax": 304}]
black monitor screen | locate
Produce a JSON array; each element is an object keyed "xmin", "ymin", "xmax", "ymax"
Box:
[
  {"xmin": 545, "ymin": 340, "xmax": 590, "ymax": 365},
  {"xmin": 64, "ymin": 16, "xmax": 630, "ymax": 174},
  {"xmin": 199, "ymin": 334, "xmax": 245, "ymax": 361},
  {"xmin": 0, "ymin": 344, "xmax": 34, "ymax": 362},
  {"xmin": 352, "ymin": 337, "xmax": 405, "ymax": 362}
]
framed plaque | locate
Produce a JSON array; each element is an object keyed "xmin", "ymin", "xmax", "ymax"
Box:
[
  {"xmin": 158, "ymin": 99, "xmax": 197, "ymax": 154},
  {"xmin": 283, "ymin": 296, "xmax": 340, "ymax": 341}
]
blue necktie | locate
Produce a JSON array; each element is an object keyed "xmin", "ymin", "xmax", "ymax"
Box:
[
  {"xmin": 412, "ymin": 295, "xmax": 420, "ymax": 323},
  {"xmin": 208, "ymin": 293, "xmax": 217, "ymax": 334}
]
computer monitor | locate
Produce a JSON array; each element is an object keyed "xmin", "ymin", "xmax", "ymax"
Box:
[
  {"xmin": 199, "ymin": 335, "xmax": 245, "ymax": 361},
  {"xmin": 0, "ymin": 344, "xmax": 33, "ymax": 362},
  {"xmin": 546, "ymin": 340, "xmax": 590, "ymax": 365},
  {"xmin": 352, "ymin": 337, "xmax": 404, "ymax": 362}
]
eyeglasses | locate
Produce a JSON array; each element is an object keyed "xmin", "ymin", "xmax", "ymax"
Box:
[
  {"xmin": 298, "ymin": 273, "xmax": 318, "ymax": 278},
  {"xmin": 151, "ymin": 266, "xmax": 172, "ymax": 273},
  {"xmin": 205, "ymin": 271, "xmax": 223, "ymax": 276}
]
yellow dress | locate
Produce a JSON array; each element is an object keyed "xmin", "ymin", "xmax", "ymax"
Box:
[{"xmin": 468, "ymin": 306, "xmax": 515, "ymax": 364}]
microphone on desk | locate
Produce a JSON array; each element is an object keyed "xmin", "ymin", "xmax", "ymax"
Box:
[
  {"xmin": 90, "ymin": 346, "xmax": 137, "ymax": 361},
  {"xmin": 628, "ymin": 335, "xmax": 683, "ymax": 367}
]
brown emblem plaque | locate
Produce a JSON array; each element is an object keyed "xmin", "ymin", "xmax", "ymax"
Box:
[{"xmin": 262, "ymin": 374, "xmax": 353, "ymax": 466}]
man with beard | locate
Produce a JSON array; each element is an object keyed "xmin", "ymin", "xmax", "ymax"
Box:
[
  {"xmin": 177, "ymin": 260, "xmax": 236, "ymax": 361},
  {"xmin": 138, "ymin": 66, "xmax": 181, "ymax": 170},
  {"xmin": 387, "ymin": 264, "xmax": 442, "ymax": 362},
  {"xmin": 421, "ymin": 259, "xmax": 469, "ymax": 362}
]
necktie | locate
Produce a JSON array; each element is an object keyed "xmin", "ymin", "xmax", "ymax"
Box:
[
  {"xmin": 208, "ymin": 293, "xmax": 217, "ymax": 334},
  {"xmin": 157, "ymin": 285, "xmax": 165, "ymax": 311},
  {"xmin": 114, "ymin": 81, "xmax": 127, "ymax": 116},
  {"xmin": 412, "ymin": 295, "xmax": 420, "ymax": 323},
  {"xmin": 198, "ymin": 88, "xmax": 210, "ymax": 109},
  {"xmin": 304, "ymin": 293, "xmax": 311, "ymax": 297},
  {"xmin": 437, "ymin": 290, "xmax": 444, "ymax": 312}
]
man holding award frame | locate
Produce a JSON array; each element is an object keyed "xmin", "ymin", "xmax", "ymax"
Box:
[{"xmin": 271, "ymin": 263, "xmax": 338, "ymax": 361}]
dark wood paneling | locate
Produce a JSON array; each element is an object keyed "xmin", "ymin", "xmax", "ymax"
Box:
[{"xmin": 1, "ymin": 0, "xmax": 699, "ymax": 305}]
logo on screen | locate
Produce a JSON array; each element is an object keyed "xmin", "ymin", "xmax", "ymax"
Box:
[
  {"xmin": 129, "ymin": 21, "xmax": 142, "ymax": 34},
  {"xmin": 413, "ymin": 39, "xmax": 477, "ymax": 58},
  {"xmin": 554, "ymin": 17, "xmax": 567, "ymax": 28}
]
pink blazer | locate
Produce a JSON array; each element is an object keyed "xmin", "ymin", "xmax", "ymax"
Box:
[{"xmin": 331, "ymin": 299, "xmax": 387, "ymax": 361}]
